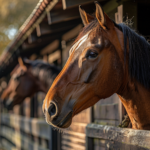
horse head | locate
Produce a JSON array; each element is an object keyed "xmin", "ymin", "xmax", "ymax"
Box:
[
  {"xmin": 1, "ymin": 58, "xmax": 39, "ymax": 110},
  {"xmin": 43, "ymin": 2, "xmax": 126, "ymax": 128}
]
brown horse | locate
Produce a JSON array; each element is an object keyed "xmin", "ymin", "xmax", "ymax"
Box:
[
  {"xmin": 43, "ymin": 2, "xmax": 150, "ymax": 130},
  {"xmin": 1, "ymin": 58, "xmax": 60, "ymax": 110}
]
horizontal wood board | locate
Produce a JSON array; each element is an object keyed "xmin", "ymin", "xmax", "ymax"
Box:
[
  {"xmin": 86, "ymin": 123, "xmax": 150, "ymax": 150},
  {"xmin": 1, "ymin": 114, "xmax": 50, "ymax": 140},
  {"xmin": 0, "ymin": 126, "xmax": 49, "ymax": 150}
]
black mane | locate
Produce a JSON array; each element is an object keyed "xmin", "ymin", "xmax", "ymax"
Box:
[
  {"xmin": 29, "ymin": 60, "xmax": 60, "ymax": 88},
  {"xmin": 115, "ymin": 23, "xmax": 150, "ymax": 88}
]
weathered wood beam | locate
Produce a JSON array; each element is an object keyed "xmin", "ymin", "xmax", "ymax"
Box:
[
  {"xmin": 1, "ymin": 126, "xmax": 49, "ymax": 150},
  {"xmin": 86, "ymin": 123, "xmax": 150, "ymax": 149},
  {"xmin": 62, "ymin": 0, "xmax": 107, "ymax": 10},
  {"xmin": 47, "ymin": 11, "xmax": 51, "ymax": 24},
  {"xmin": 1, "ymin": 139, "xmax": 16, "ymax": 150},
  {"xmin": 62, "ymin": 24, "xmax": 83, "ymax": 41},
  {"xmin": 36, "ymin": 18, "xmax": 81, "ymax": 37},
  {"xmin": 1, "ymin": 113, "xmax": 50, "ymax": 139},
  {"xmin": 22, "ymin": 31, "xmax": 68, "ymax": 51},
  {"xmin": 49, "ymin": 1, "xmax": 103, "ymax": 25},
  {"xmin": 47, "ymin": 7, "xmax": 80, "ymax": 25},
  {"xmin": 29, "ymin": 54, "xmax": 37, "ymax": 60},
  {"xmin": 48, "ymin": 50, "xmax": 61, "ymax": 63},
  {"xmin": 40, "ymin": 40, "xmax": 59, "ymax": 55},
  {"xmin": 28, "ymin": 32, "xmax": 38, "ymax": 43},
  {"xmin": 36, "ymin": 24, "xmax": 41, "ymax": 37}
]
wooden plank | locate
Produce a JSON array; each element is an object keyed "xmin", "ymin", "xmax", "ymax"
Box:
[
  {"xmin": 1, "ymin": 139, "xmax": 17, "ymax": 150},
  {"xmin": 50, "ymin": 2, "xmax": 100, "ymax": 24},
  {"xmin": 48, "ymin": 50, "xmax": 61, "ymax": 63},
  {"xmin": 29, "ymin": 54, "xmax": 37, "ymax": 60},
  {"xmin": 62, "ymin": 24, "xmax": 83, "ymax": 41},
  {"xmin": 86, "ymin": 123, "xmax": 150, "ymax": 149},
  {"xmin": 40, "ymin": 40, "xmax": 59, "ymax": 55},
  {"xmin": 62, "ymin": 41, "xmax": 72, "ymax": 66},
  {"xmin": 61, "ymin": 145, "xmax": 82, "ymax": 150},
  {"xmin": 47, "ymin": 11, "xmax": 51, "ymax": 25},
  {"xmin": 86, "ymin": 137, "xmax": 93, "ymax": 150},
  {"xmin": 38, "ymin": 18, "xmax": 81, "ymax": 36},
  {"xmin": 64, "ymin": 131, "xmax": 86, "ymax": 139},
  {"xmin": 72, "ymin": 108, "xmax": 91, "ymax": 123},
  {"xmin": 94, "ymin": 139, "xmax": 106, "ymax": 150},
  {"xmin": 48, "ymin": 7, "xmax": 80, "ymax": 24},
  {"xmin": 96, "ymin": 94, "xmax": 120, "ymax": 105},
  {"xmin": 0, "ymin": 126, "xmax": 49, "ymax": 150},
  {"xmin": 62, "ymin": 0, "xmax": 106, "ymax": 10},
  {"xmin": 94, "ymin": 119, "xmax": 119, "ymax": 126},
  {"xmin": 1, "ymin": 114, "xmax": 50, "ymax": 140},
  {"xmin": 62, "ymin": 140, "xmax": 85, "ymax": 150},
  {"xmin": 94, "ymin": 103, "xmax": 119, "ymax": 120},
  {"xmin": 28, "ymin": 32, "xmax": 38, "ymax": 44},
  {"xmin": 63, "ymin": 132, "xmax": 85, "ymax": 140},
  {"xmin": 105, "ymin": 140, "xmax": 148, "ymax": 150},
  {"xmin": 62, "ymin": 135, "xmax": 85, "ymax": 144},
  {"xmin": 36, "ymin": 24, "xmax": 41, "ymax": 37},
  {"xmin": 67, "ymin": 122, "xmax": 86, "ymax": 133}
]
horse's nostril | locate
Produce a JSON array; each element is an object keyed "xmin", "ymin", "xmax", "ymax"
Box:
[{"xmin": 48, "ymin": 102, "xmax": 57, "ymax": 118}]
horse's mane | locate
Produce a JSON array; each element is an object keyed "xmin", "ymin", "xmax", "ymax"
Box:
[
  {"xmin": 29, "ymin": 60, "xmax": 60, "ymax": 87},
  {"xmin": 115, "ymin": 23, "xmax": 150, "ymax": 89},
  {"xmin": 76, "ymin": 19, "xmax": 150, "ymax": 89}
]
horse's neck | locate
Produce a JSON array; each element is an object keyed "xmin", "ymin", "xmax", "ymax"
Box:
[
  {"xmin": 118, "ymin": 81, "xmax": 150, "ymax": 130},
  {"xmin": 31, "ymin": 66, "xmax": 59, "ymax": 93}
]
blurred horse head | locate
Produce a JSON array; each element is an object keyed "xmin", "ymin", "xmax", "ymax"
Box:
[
  {"xmin": 1, "ymin": 58, "xmax": 60, "ymax": 110},
  {"xmin": 43, "ymin": 2, "xmax": 150, "ymax": 130}
]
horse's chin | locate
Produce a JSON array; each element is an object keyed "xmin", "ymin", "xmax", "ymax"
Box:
[
  {"xmin": 58, "ymin": 118, "xmax": 72, "ymax": 128},
  {"xmin": 46, "ymin": 112, "xmax": 73, "ymax": 129}
]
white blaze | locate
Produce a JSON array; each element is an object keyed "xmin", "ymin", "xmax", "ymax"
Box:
[{"xmin": 69, "ymin": 31, "xmax": 91, "ymax": 55}]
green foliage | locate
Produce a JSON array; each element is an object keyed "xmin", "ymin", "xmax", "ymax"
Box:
[{"xmin": 0, "ymin": 0, "xmax": 39, "ymax": 54}]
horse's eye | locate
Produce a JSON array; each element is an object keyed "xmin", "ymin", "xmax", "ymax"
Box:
[{"xmin": 86, "ymin": 51, "xmax": 98, "ymax": 59}]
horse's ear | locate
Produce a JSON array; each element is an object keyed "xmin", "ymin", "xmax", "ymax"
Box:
[
  {"xmin": 95, "ymin": 2, "xmax": 106, "ymax": 29},
  {"xmin": 79, "ymin": 5, "xmax": 94, "ymax": 26},
  {"xmin": 18, "ymin": 57, "xmax": 27, "ymax": 70},
  {"xmin": 95, "ymin": 1, "xmax": 114, "ymax": 30}
]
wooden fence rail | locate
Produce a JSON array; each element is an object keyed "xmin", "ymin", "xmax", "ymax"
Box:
[
  {"xmin": 86, "ymin": 123, "xmax": 150, "ymax": 150},
  {"xmin": 0, "ymin": 113, "xmax": 53, "ymax": 150},
  {"xmin": 1, "ymin": 113, "xmax": 50, "ymax": 140}
]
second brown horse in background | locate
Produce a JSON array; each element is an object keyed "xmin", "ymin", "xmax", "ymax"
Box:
[{"xmin": 1, "ymin": 58, "xmax": 60, "ymax": 110}]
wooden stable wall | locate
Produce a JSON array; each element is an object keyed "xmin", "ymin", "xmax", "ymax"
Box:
[
  {"xmin": 61, "ymin": 109, "xmax": 91, "ymax": 150},
  {"xmin": 0, "ymin": 114, "xmax": 50, "ymax": 150},
  {"xmin": 94, "ymin": 94, "xmax": 123, "ymax": 126}
]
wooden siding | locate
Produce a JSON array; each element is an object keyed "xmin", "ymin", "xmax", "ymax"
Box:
[{"xmin": 94, "ymin": 94, "xmax": 122, "ymax": 126}]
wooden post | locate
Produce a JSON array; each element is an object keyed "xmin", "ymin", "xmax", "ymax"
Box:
[
  {"xmin": 86, "ymin": 106, "xmax": 94, "ymax": 150},
  {"xmin": 34, "ymin": 94, "xmax": 38, "ymax": 118},
  {"xmin": 30, "ymin": 97, "xmax": 34, "ymax": 118},
  {"xmin": 49, "ymin": 127, "xmax": 59, "ymax": 150},
  {"xmin": 0, "ymin": 101, "xmax": 2, "ymax": 147},
  {"xmin": 86, "ymin": 137, "xmax": 93, "ymax": 150}
]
